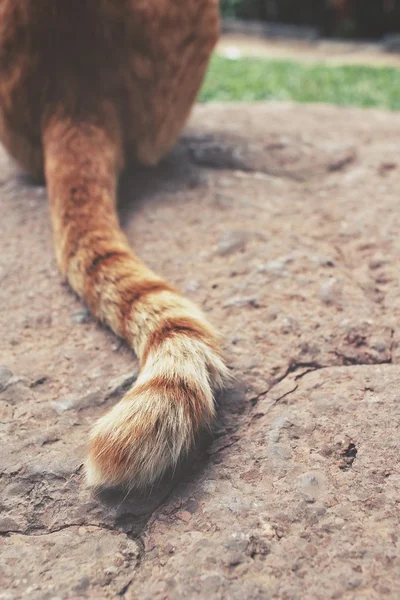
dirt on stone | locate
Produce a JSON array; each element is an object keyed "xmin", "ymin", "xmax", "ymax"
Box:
[{"xmin": 1, "ymin": 103, "xmax": 400, "ymax": 599}]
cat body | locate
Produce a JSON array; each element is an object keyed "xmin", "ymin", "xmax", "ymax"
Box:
[{"xmin": 0, "ymin": 0, "xmax": 228, "ymax": 488}]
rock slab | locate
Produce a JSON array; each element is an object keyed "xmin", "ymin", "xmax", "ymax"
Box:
[{"xmin": 1, "ymin": 103, "xmax": 400, "ymax": 598}]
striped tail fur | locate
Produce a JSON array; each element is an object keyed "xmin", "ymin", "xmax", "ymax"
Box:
[{"xmin": 43, "ymin": 113, "xmax": 229, "ymax": 489}]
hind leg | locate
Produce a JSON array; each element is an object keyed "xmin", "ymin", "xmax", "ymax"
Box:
[{"xmin": 123, "ymin": 0, "xmax": 220, "ymax": 167}]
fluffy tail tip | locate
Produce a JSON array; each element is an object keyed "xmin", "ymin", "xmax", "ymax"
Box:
[{"xmin": 85, "ymin": 375, "xmax": 222, "ymax": 490}]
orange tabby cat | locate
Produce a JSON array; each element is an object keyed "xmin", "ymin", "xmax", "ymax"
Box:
[{"xmin": 0, "ymin": 0, "xmax": 229, "ymax": 488}]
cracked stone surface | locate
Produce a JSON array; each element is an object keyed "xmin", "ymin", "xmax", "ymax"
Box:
[{"xmin": 1, "ymin": 103, "xmax": 400, "ymax": 598}]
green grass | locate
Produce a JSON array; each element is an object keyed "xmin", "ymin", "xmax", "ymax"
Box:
[{"xmin": 200, "ymin": 55, "xmax": 400, "ymax": 110}]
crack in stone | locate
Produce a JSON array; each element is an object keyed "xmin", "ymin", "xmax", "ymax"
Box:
[
  {"xmin": 250, "ymin": 343, "xmax": 396, "ymax": 410},
  {"xmin": 0, "ymin": 522, "xmax": 123, "ymax": 538},
  {"xmin": 333, "ymin": 351, "xmax": 392, "ymax": 366},
  {"xmin": 117, "ymin": 537, "xmax": 145, "ymax": 597},
  {"xmin": 249, "ymin": 360, "xmax": 325, "ymax": 408},
  {"xmin": 2, "ymin": 336, "xmax": 396, "ymax": 579}
]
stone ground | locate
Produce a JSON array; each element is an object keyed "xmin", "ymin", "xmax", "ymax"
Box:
[{"xmin": 1, "ymin": 103, "xmax": 400, "ymax": 599}]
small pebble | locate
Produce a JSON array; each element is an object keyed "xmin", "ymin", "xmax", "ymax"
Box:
[
  {"xmin": 310, "ymin": 254, "xmax": 336, "ymax": 267},
  {"xmin": 217, "ymin": 230, "xmax": 247, "ymax": 256},
  {"xmin": 71, "ymin": 309, "xmax": 90, "ymax": 324},
  {"xmin": 369, "ymin": 256, "xmax": 386, "ymax": 270},
  {"xmin": 0, "ymin": 365, "xmax": 13, "ymax": 392},
  {"xmin": 183, "ymin": 279, "xmax": 201, "ymax": 293},
  {"xmin": 281, "ymin": 317, "xmax": 299, "ymax": 333},
  {"xmin": 176, "ymin": 511, "xmax": 191, "ymax": 523},
  {"xmin": 52, "ymin": 398, "xmax": 75, "ymax": 414},
  {"xmin": 297, "ymin": 471, "xmax": 327, "ymax": 502},
  {"xmin": 320, "ymin": 278, "xmax": 343, "ymax": 305},
  {"xmin": 223, "ymin": 296, "xmax": 259, "ymax": 308},
  {"xmin": 0, "ymin": 516, "xmax": 20, "ymax": 533},
  {"xmin": 257, "ymin": 260, "xmax": 286, "ymax": 276}
]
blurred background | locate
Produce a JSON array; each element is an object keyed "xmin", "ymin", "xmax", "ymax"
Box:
[
  {"xmin": 220, "ymin": 0, "xmax": 400, "ymax": 39},
  {"xmin": 198, "ymin": 1, "xmax": 400, "ymax": 109}
]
